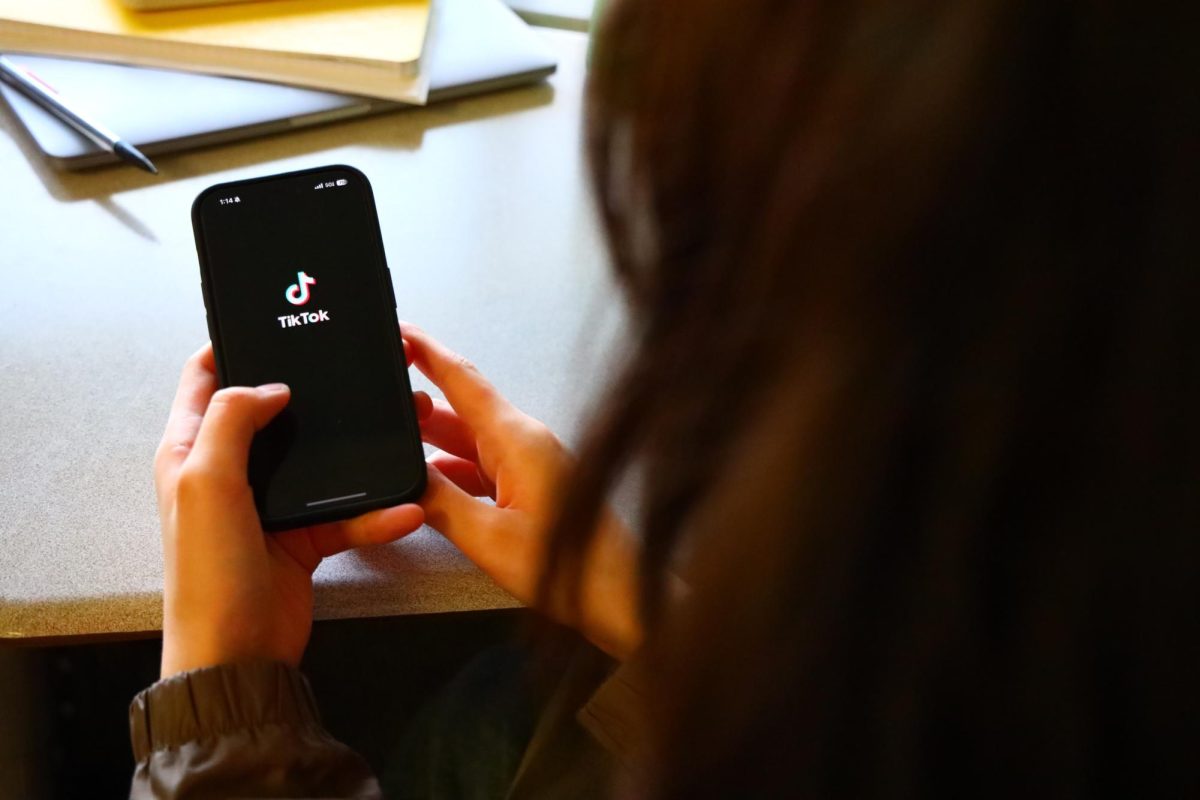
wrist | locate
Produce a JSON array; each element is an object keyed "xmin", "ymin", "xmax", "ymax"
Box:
[
  {"xmin": 582, "ymin": 607, "xmax": 644, "ymax": 662},
  {"xmin": 160, "ymin": 622, "xmax": 303, "ymax": 679},
  {"xmin": 578, "ymin": 514, "xmax": 646, "ymax": 661},
  {"xmin": 160, "ymin": 632, "xmax": 232, "ymax": 679}
]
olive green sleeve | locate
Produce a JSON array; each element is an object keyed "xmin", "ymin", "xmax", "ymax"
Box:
[
  {"xmin": 128, "ymin": 661, "xmax": 380, "ymax": 799},
  {"xmin": 576, "ymin": 658, "xmax": 649, "ymax": 769}
]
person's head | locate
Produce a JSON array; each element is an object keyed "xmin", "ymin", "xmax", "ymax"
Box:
[{"xmin": 551, "ymin": 0, "xmax": 1197, "ymax": 796}]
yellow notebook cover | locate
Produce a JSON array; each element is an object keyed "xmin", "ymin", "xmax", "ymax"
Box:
[{"xmin": 0, "ymin": 0, "xmax": 430, "ymax": 68}]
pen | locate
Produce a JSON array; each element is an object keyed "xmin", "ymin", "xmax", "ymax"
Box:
[{"xmin": 0, "ymin": 54, "xmax": 158, "ymax": 175}]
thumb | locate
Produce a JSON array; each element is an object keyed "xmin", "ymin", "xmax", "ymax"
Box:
[
  {"xmin": 188, "ymin": 384, "xmax": 291, "ymax": 478},
  {"xmin": 420, "ymin": 463, "xmax": 494, "ymax": 548}
]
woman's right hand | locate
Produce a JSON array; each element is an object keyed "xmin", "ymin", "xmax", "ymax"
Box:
[{"xmin": 403, "ymin": 324, "xmax": 643, "ymax": 660}]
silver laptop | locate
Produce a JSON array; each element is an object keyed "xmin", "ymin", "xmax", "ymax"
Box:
[{"xmin": 0, "ymin": 0, "xmax": 557, "ymax": 170}]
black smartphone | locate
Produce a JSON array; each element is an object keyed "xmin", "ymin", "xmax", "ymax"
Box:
[{"xmin": 191, "ymin": 165, "xmax": 426, "ymax": 531}]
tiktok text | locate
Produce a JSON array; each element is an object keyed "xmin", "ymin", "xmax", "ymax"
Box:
[{"xmin": 277, "ymin": 309, "xmax": 331, "ymax": 328}]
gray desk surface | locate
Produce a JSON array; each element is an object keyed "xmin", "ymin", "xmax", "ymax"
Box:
[{"xmin": 0, "ymin": 30, "xmax": 622, "ymax": 642}]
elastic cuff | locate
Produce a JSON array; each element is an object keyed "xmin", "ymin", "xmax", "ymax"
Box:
[
  {"xmin": 129, "ymin": 661, "xmax": 322, "ymax": 763},
  {"xmin": 577, "ymin": 659, "xmax": 648, "ymax": 768}
]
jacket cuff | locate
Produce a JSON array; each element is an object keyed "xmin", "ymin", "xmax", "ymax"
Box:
[
  {"xmin": 577, "ymin": 658, "xmax": 648, "ymax": 768},
  {"xmin": 129, "ymin": 661, "xmax": 323, "ymax": 763}
]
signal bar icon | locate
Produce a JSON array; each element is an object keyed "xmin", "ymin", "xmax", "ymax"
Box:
[{"xmin": 314, "ymin": 182, "xmax": 324, "ymax": 190}]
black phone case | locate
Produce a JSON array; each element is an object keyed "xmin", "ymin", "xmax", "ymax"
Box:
[{"xmin": 191, "ymin": 164, "xmax": 426, "ymax": 531}]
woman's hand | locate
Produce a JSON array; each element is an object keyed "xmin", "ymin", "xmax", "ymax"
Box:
[
  {"xmin": 154, "ymin": 344, "xmax": 425, "ymax": 679},
  {"xmin": 404, "ymin": 325, "xmax": 643, "ymax": 659}
]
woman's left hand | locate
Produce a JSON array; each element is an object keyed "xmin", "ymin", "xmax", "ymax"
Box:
[{"xmin": 154, "ymin": 344, "xmax": 425, "ymax": 679}]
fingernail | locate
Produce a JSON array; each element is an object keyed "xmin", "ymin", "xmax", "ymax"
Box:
[{"xmin": 258, "ymin": 383, "xmax": 289, "ymax": 396}]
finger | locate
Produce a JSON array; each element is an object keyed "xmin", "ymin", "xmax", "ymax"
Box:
[
  {"xmin": 400, "ymin": 323, "xmax": 516, "ymax": 441},
  {"xmin": 420, "ymin": 463, "xmax": 497, "ymax": 546},
  {"xmin": 155, "ymin": 344, "xmax": 218, "ymax": 485},
  {"xmin": 428, "ymin": 451, "xmax": 493, "ymax": 498},
  {"xmin": 420, "ymin": 398, "xmax": 480, "ymax": 463},
  {"xmin": 187, "ymin": 384, "xmax": 291, "ymax": 479},
  {"xmin": 402, "ymin": 337, "xmax": 414, "ymax": 368},
  {"xmin": 413, "ymin": 390, "xmax": 433, "ymax": 421},
  {"xmin": 304, "ymin": 503, "xmax": 425, "ymax": 560}
]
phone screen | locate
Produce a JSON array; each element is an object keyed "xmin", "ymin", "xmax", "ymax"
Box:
[{"xmin": 193, "ymin": 166, "xmax": 424, "ymax": 529}]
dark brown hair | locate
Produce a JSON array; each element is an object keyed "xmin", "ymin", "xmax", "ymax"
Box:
[{"xmin": 548, "ymin": 0, "xmax": 1198, "ymax": 796}]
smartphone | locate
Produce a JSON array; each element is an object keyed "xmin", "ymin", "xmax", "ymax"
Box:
[{"xmin": 191, "ymin": 165, "xmax": 426, "ymax": 531}]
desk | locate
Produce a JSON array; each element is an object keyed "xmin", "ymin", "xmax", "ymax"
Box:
[{"xmin": 0, "ymin": 30, "xmax": 620, "ymax": 642}]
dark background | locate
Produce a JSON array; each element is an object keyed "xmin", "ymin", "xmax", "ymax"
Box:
[{"xmin": 0, "ymin": 608, "xmax": 526, "ymax": 798}]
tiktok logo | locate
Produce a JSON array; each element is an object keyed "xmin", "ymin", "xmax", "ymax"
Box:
[
  {"xmin": 285, "ymin": 271, "xmax": 316, "ymax": 305},
  {"xmin": 278, "ymin": 270, "xmax": 330, "ymax": 328}
]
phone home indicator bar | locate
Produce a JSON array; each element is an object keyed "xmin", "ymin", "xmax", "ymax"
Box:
[{"xmin": 305, "ymin": 491, "xmax": 367, "ymax": 507}]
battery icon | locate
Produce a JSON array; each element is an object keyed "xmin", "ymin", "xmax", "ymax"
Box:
[{"xmin": 335, "ymin": 178, "xmax": 348, "ymax": 187}]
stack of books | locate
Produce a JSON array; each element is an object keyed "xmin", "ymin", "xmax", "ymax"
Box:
[
  {"xmin": 0, "ymin": 0, "xmax": 560, "ymax": 170},
  {"xmin": 0, "ymin": 0, "xmax": 435, "ymax": 103}
]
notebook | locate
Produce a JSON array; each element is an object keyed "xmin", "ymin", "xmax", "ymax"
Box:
[
  {"xmin": 0, "ymin": 0, "xmax": 557, "ymax": 170},
  {"xmin": 0, "ymin": 0, "xmax": 432, "ymax": 102}
]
